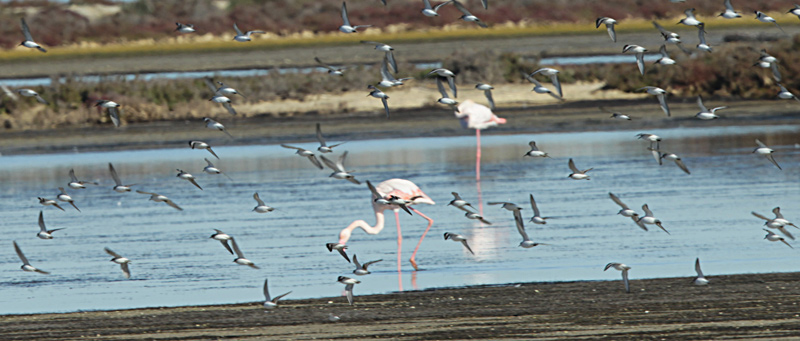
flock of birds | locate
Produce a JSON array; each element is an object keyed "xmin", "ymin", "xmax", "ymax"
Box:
[{"xmin": 7, "ymin": 0, "xmax": 799, "ymax": 312}]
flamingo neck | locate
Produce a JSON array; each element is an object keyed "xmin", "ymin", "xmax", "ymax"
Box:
[{"xmin": 338, "ymin": 209, "xmax": 386, "ymax": 244}]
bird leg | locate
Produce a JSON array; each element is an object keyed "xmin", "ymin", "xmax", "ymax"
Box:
[{"xmin": 408, "ymin": 207, "xmax": 434, "ymax": 271}]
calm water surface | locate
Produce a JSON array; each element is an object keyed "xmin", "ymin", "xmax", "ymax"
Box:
[{"xmin": 1, "ymin": 125, "xmax": 798, "ymax": 314}]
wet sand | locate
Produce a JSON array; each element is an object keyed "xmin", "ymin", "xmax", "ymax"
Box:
[{"xmin": 2, "ymin": 272, "xmax": 799, "ymax": 340}]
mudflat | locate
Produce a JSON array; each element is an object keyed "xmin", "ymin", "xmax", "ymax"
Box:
[{"xmin": 1, "ymin": 272, "xmax": 798, "ymax": 340}]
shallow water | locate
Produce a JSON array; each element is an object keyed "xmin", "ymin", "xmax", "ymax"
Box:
[{"xmin": 1, "ymin": 125, "xmax": 798, "ymax": 315}]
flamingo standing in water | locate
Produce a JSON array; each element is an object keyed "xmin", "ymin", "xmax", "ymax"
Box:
[
  {"xmin": 455, "ymin": 100, "xmax": 506, "ymax": 182},
  {"xmin": 333, "ymin": 179, "xmax": 435, "ymax": 281}
]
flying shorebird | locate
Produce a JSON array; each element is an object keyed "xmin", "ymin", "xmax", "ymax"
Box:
[
  {"xmin": 693, "ymin": 258, "xmax": 710, "ymax": 285},
  {"xmin": 280, "ymin": 144, "xmax": 324, "ymax": 170},
  {"xmin": 320, "ymin": 151, "xmax": 361, "ymax": 185},
  {"xmin": 444, "ymin": 232, "xmax": 475, "ymax": 254},
  {"xmin": 679, "ymin": 8, "xmax": 704, "ymax": 26},
  {"xmin": 475, "ymin": 83, "xmax": 495, "ymax": 109},
  {"xmin": 376, "ymin": 56, "xmax": 412, "ymax": 88},
  {"xmin": 367, "ymin": 85, "xmax": 391, "ymax": 118},
  {"xmin": 316, "ymin": 123, "xmax": 345, "ymax": 153},
  {"xmin": 231, "ymin": 237, "xmax": 259, "ymax": 269},
  {"xmin": 764, "ymin": 229, "xmax": 793, "ymax": 248},
  {"xmin": 753, "ymin": 139, "xmax": 782, "ymax": 170},
  {"xmin": 753, "ymin": 210, "xmax": 794, "ymax": 240},
  {"xmin": 790, "ymin": 4, "xmax": 800, "ymax": 19},
  {"xmin": 202, "ymin": 158, "xmax": 233, "ymax": 180},
  {"xmin": 512, "ymin": 208, "xmax": 549, "ymax": 248},
  {"xmin": 352, "ymin": 254, "xmax": 383, "ymax": 275},
  {"xmin": 361, "ymin": 41, "xmax": 397, "ymax": 73},
  {"xmin": 653, "ymin": 21, "xmax": 681, "ymax": 44},
  {"xmin": 604, "ymin": 262, "xmax": 631, "ymax": 293},
  {"xmin": 654, "ymin": 45, "xmax": 676, "ymax": 65},
  {"xmin": 337, "ymin": 276, "xmax": 360, "ymax": 305},
  {"xmin": 326, "ymin": 243, "xmax": 351, "ymax": 263},
  {"xmin": 567, "ymin": 158, "xmax": 592, "ymax": 180},
  {"xmin": 755, "ymin": 11, "xmax": 785, "ymax": 33},
  {"xmin": 16, "ymin": 89, "xmax": 48, "ymax": 104},
  {"xmin": 136, "ymin": 190, "xmax": 183, "ymax": 211},
  {"xmin": 524, "ymin": 141, "xmax": 550, "ymax": 158},
  {"xmin": 314, "ymin": 57, "xmax": 344, "ymax": 76},
  {"xmin": 719, "ymin": 0, "xmax": 741, "ymax": 19},
  {"xmin": 367, "ymin": 180, "xmax": 412, "ymax": 215},
  {"xmin": 600, "ymin": 106, "xmax": 631, "ymax": 120},
  {"xmin": 105, "ymin": 247, "xmax": 131, "ymax": 279},
  {"xmin": 488, "ymin": 201, "xmax": 520, "ymax": 212},
  {"xmin": 653, "ymin": 150, "xmax": 691, "ymax": 175},
  {"xmin": 777, "ymin": 84, "xmax": 800, "ymax": 104},
  {"xmin": 203, "ymin": 118, "xmax": 233, "ymax": 138},
  {"xmin": 448, "ymin": 192, "xmax": 475, "ymax": 212},
  {"xmin": 452, "ymin": 0, "xmax": 488, "ymax": 28},
  {"xmin": 754, "ymin": 49, "xmax": 781, "ymax": 82},
  {"xmin": 530, "ymin": 68, "xmax": 563, "ymax": 98},
  {"xmin": 209, "ymin": 94, "xmax": 238, "ymax": 116},
  {"xmin": 695, "ymin": 96, "xmax": 726, "ymax": 120},
  {"xmin": 637, "ymin": 204, "xmax": 670, "ymax": 234},
  {"xmin": 36, "ymin": 211, "xmax": 65, "ymax": 239},
  {"xmin": 56, "ymin": 187, "xmax": 80, "ymax": 212},
  {"xmin": 339, "ymin": 2, "xmax": 372, "ymax": 33},
  {"xmin": 638, "ymin": 86, "xmax": 671, "ymax": 117},
  {"xmin": 189, "ymin": 141, "xmax": 219, "ymax": 159},
  {"xmin": 523, "ymin": 72, "xmax": 563, "ymax": 101},
  {"xmin": 697, "ymin": 24, "xmax": 712, "ymax": 53},
  {"xmin": 68, "ymin": 169, "xmax": 98, "ymax": 189},
  {"xmin": 608, "ymin": 192, "xmax": 641, "ymax": 225},
  {"xmin": 465, "ymin": 211, "xmax": 491, "ymax": 225},
  {"xmin": 14, "ymin": 241, "xmax": 49, "ymax": 274},
  {"xmin": 771, "ymin": 207, "xmax": 797, "ymax": 228},
  {"xmin": 263, "ymin": 279, "xmax": 292, "ymax": 309},
  {"xmin": 428, "ymin": 68, "xmax": 457, "ymax": 98},
  {"xmin": 210, "ymin": 229, "xmax": 234, "ymax": 255},
  {"xmin": 595, "ymin": 17, "xmax": 617, "ymax": 42},
  {"xmin": 38, "ymin": 197, "xmax": 65, "ymax": 211},
  {"xmin": 421, "ymin": 0, "xmax": 453, "ymax": 17},
  {"xmin": 232, "ymin": 22, "xmax": 265, "ymax": 42},
  {"xmin": 176, "ymin": 169, "xmax": 203, "ymax": 190},
  {"xmin": 252, "ymin": 192, "xmax": 274, "ymax": 213},
  {"xmin": 175, "ymin": 22, "xmax": 195, "ymax": 33},
  {"xmin": 108, "ymin": 163, "xmax": 135, "ymax": 193},
  {"xmin": 436, "ymin": 77, "xmax": 459, "ymax": 111},
  {"xmin": 622, "ymin": 44, "xmax": 647, "ymax": 75},
  {"xmin": 96, "ymin": 100, "xmax": 122, "ymax": 127},
  {"xmin": 19, "ymin": 18, "xmax": 46, "ymax": 53},
  {"xmin": 528, "ymin": 194, "xmax": 550, "ymax": 224}
]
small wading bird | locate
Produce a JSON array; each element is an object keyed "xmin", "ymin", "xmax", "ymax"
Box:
[
  {"xmin": 513, "ymin": 207, "xmax": 549, "ymax": 248},
  {"xmin": 609, "ymin": 192, "xmax": 641, "ymax": 225},
  {"xmin": 337, "ymin": 276, "xmax": 360, "ymax": 305},
  {"xmin": 189, "ymin": 141, "xmax": 219, "ymax": 159},
  {"xmin": 600, "ymin": 106, "xmax": 631, "ymax": 120},
  {"xmin": 764, "ymin": 229, "xmax": 793, "ymax": 248},
  {"xmin": 638, "ymin": 86, "xmax": 671, "ymax": 117},
  {"xmin": 38, "ymin": 197, "xmax": 64, "ymax": 211},
  {"xmin": 232, "ymin": 22, "xmax": 265, "ymax": 42},
  {"xmin": 452, "ymin": 0, "xmax": 488, "ymax": 28},
  {"xmin": 109, "ymin": 163, "xmax": 135, "ymax": 193},
  {"xmin": 637, "ymin": 204, "xmax": 670, "ymax": 234},
  {"xmin": 281, "ymin": 144, "xmax": 324, "ymax": 170},
  {"xmin": 595, "ymin": 17, "xmax": 617, "ymax": 42},
  {"xmin": 530, "ymin": 68, "xmax": 563, "ymax": 98},
  {"xmin": 421, "ymin": 0, "xmax": 453, "ymax": 17},
  {"xmin": 753, "ymin": 139, "xmax": 782, "ymax": 170},
  {"xmin": 36, "ymin": 211, "xmax": 65, "ymax": 239},
  {"xmin": 16, "ymin": 88, "xmax": 48, "ymax": 104},
  {"xmin": 252, "ymin": 192, "xmax": 274, "ymax": 213},
  {"xmin": 203, "ymin": 158, "xmax": 233, "ymax": 180},
  {"xmin": 203, "ymin": 118, "xmax": 233, "ymax": 138},
  {"xmin": 96, "ymin": 100, "xmax": 122, "ymax": 127},
  {"xmin": 14, "ymin": 241, "xmax": 49, "ymax": 274},
  {"xmin": 352, "ymin": 254, "xmax": 383, "ymax": 275},
  {"xmin": 320, "ymin": 151, "xmax": 361, "ymax": 185},
  {"xmin": 263, "ymin": 279, "xmax": 292, "ymax": 309},
  {"xmin": 567, "ymin": 158, "xmax": 592, "ymax": 180},
  {"xmin": 105, "ymin": 247, "xmax": 131, "ymax": 279},
  {"xmin": 443, "ymin": 232, "xmax": 475, "ymax": 255},
  {"xmin": 136, "ymin": 190, "xmax": 183, "ymax": 211},
  {"xmin": 56, "ymin": 187, "xmax": 80, "ymax": 212},
  {"xmin": 622, "ymin": 44, "xmax": 647, "ymax": 76},
  {"xmin": 524, "ymin": 141, "xmax": 550, "ymax": 158},
  {"xmin": 315, "ymin": 57, "xmax": 345, "ymax": 76},
  {"xmin": 475, "ymin": 83, "xmax": 495, "ymax": 109},
  {"xmin": 693, "ymin": 258, "xmax": 710, "ymax": 285},
  {"xmin": 19, "ymin": 18, "xmax": 46, "ymax": 53},
  {"xmin": 605, "ymin": 262, "xmax": 631, "ymax": 293},
  {"xmin": 367, "ymin": 85, "xmax": 390, "ymax": 118},
  {"xmin": 175, "ymin": 22, "xmax": 195, "ymax": 33},
  {"xmin": 316, "ymin": 123, "xmax": 345, "ymax": 153},
  {"xmin": 210, "ymin": 229, "xmax": 234, "ymax": 255},
  {"xmin": 68, "ymin": 168, "xmax": 98, "ymax": 189},
  {"xmin": 176, "ymin": 169, "xmax": 203, "ymax": 190},
  {"xmin": 339, "ymin": 2, "xmax": 372, "ymax": 33},
  {"xmin": 231, "ymin": 237, "xmax": 259, "ymax": 269}
]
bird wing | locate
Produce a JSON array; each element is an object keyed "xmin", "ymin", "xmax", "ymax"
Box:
[
  {"xmin": 607, "ymin": 24, "xmax": 616, "ymax": 43},
  {"xmin": 482, "ymin": 89, "xmax": 495, "ymax": 109},
  {"xmin": 107, "ymin": 107, "xmax": 121, "ymax": 127},
  {"xmin": 21, "ymin": 18, "xmax": 34, "ymax": 41},
  {"xmin": 219, "ymin": 240, "xmax": 234, "ymax": 255},
  {"xmin": 609, "ymin": 193, "xmax": 629, "ymax": 209},
  {"xmin": 363, "ymin": 259, "xmax": 383, "ymax": 269},
  {"xmin": 514, "ymin": 209, "xmax": 530, "ymax": 241},
  {"xmin": 135, "ymin": 190, "xmax": 158, "ymax": 196},
  {"xmin": 280, "ymin": 144, "xmax": 303, "ymax": 150},
  {"xmin": 205, "ymin": 158, "xmax": 215, "ymax": 168},
  {"xmin": 233, "ymin": 23, "xmax": 243, "ymax": 36},
  {"xmin": 642, "ymin": 204, "xmax": 654, "ymax": 216},
  {"xmin": 481, "ymin": 0, "xmax": 488, "ymax": 9},
  {"xmin": 121, "ymin": 263, "xmax": 131, "ymax": 279},
  {"xmin": 695, "ymin": 258, "xmax": 704, "ymax": 277},
  {"xmin": 253, "ymin": 192, "xmax": 266, "ymax": 206},
  {"xmin": 206, "ymin": 147, "xmax": 219, "ymax": 159},
  {"xmin": 272, "ymin": 291, "xmax": 292, "ymax": 303},
  {"xmin": 433, "ymin": 0, "xmax": 452, "ymax": 11},
  {"xmin": 773, "ymin": 207, "xmax": 785, "ymax": 219},
  {"xmin": 436, "ymin": 77, "xmax": 450, "ymax": 98},
  {"xmin": 674, "ymin": 158, "xmax": 691, "ymax": 175},
  {"xmin": 263, "ymin": 279, "xmax": 272, "ymax": 301},
  {"xmin": 697, "ymin": 26, "xmax": 707, "ymax": 45},
  {"xmin": 423, "ymin": 0, "xmax": 433, "ymax": 9},
  {"xmin": 765, "ymin": 153, "xmax": 782, "ymax": 170},
  {"xmin": 221, "ymin": 101, "xmax": 237, "ymax": 116},
  {"xmin": 529, "ymin": 194, "xmax": 541, "ymax": 216},
  {"xmin": 319, "ymin": 155, "xmax": 338, "ymax": 171},
  {"xmin": 14, "ymin": 241, "xmax": 31, "ymax": 265},
  {"xmin": 307, "ymin": 155, "xmax": 324, "ymax": 170},
  {"xmin": 337, "ymin": 151, "xmax": 349, "ymax": 171},
  {"xmin": 379, "ymin": 56, "xmax": 396, "ymax": 82},
  {"xmin": 188, "ymin": 178, "xmax": 203, "ymax": 190},
  {"xmin": 549, "ymin": 73, "xmax": 563, "ymax": 98},
  {"xmin": 37, "ymin": 210, "xmax": 47, "ymax": 232},
  {"xmin": 684, "ymin": 8, "xmax": 696, "ymax": 19},
  {"xmin": 461, "ymin": 240, "xmax": 475, "ymax": 255},
  {"xmin": 367, "ymin": 181, "xmax": 383, "ymax": 199},
  {"xmin": 528, "ymin": 141, "xmax": 539, "ymax": 151},
  {"xmin": 341, "ymin": 2, "xmax": 351, "ymax": 26},
  {"xmin": 108, "ymin": 163, "xmax": 122, "ymax": 186},
  {"xmin": 204, "ymin": 77, "xmax": 218, "ymax": 93},
  {"xmin": 657, "ymin": 93, "xmax": 671, "ymax": 117},
  {"xmin": 381, "ymin": 97, "xmax": 390, "ymax": 118},
  {"xmin": 635, "ymin": 53, "xmax": 645, "ymax": 76},
  {"xmin": 69, "ymin": 169, "xmax": 79, "ymax": 182},
  {"xmin": 622, "ymin": 269, "xmax": 630, "ymax": 293},
  {"xmin": 164, "ymin": 199, "xmax": 183, "ymax": 211},
  {"xmin": 314, "ymin": 57, "xmax": 336, "ymax": 71},
  {"xmin": 386, "ymin": 51, "xmax": 398, "ymax": 74},
  {"xmin": 345, "ymin": 284, "xmax": 354, "ymax": 305},
  {"xmin": 724, "ymin": 0, "xmax": 734, "ymax": 11},
  {"xmin": 755, "ymin": 139, "xmax": 768, "ymax": 149},
  {"xmin": 352, "ymin": 254, "xmax": 362, "ymax": 269},
  {"xmin": 752, "ymin": 211, "xmax": 770, "ymax": 221},
  {"xmin": 230, "ymin": 237, "xmax": 245, "ymax": 258},
  {"xmin": 659, "ymin": 44, "xmax": 669, "ymax": 58},
  {"xmin": 652, "ymin": 21, "xmax": 669, "ymax": 36},
  {"xmin": 568, "ymin": 158, "xmax": 579, "ymax": 173},
  {"xmin": 696, "ymin": 96, "xmax": 709, "ymax": 112},
  {"xmin": 316, "ymin": 123, "xmax": 327, "ymax": 147},
  {"xmin": 104, "ymin": 247, "xmax": 123, "ymax": 259},
  {"xmin": 452, "ymin": 0, "xmax": 472, "ymax": 16}
]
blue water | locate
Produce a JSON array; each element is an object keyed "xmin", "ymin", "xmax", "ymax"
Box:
[{"xmin": 1, "ymin": 125, "xmax": 798, "ymax": 315}]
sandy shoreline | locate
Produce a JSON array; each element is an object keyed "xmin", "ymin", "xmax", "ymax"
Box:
[{"xmin": 2, "ymin": 271, "xmax": 799, "ymax": 340}]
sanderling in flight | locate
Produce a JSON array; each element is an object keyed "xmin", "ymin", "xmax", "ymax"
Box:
[
  {"xmin": 679, "ymin": 8, "xmax": 704, "ymax": 27},
  {"xmin": 19, "ymin": 18, "xmax": 46, "ymax": 53},
  {"xmin": 693, "ymin": 258, "xmax": 710, "ymax": 285},
  {"xmin": 653, "ymin": 21, "xmax": 681, "ymax": 44},
  {"xmin": 528, "ymin": 194, "xmax": 550, "ymax": 225},
  {"xmin": 448, "ymin": 192, "xmax": 475, "ymax": 212},
  {"xmin": 361, "ymin": 41, "xmax": 397, "ymax": 73},
  {"xmin": 14, "ymin": 241, "xmax": 49, "ymax": 274},
  {"xmin": 753, "ymin": 138, "xmax": 782, "ymax": 170},
  {"xmin": 453, "ymin": 0, "xmax": 488, "ymax": 28},
  {"xmin": 637, "ymin": 204, "xmax": 670, "ymax": 234},
  {"xmin": 210, "ymin": 94, "xmax": 238, "ymax": 116},
  {"xmin": 475, "ymin": 83, "xmax": 495, "ymax": 109},
  {"xmin": 654, "ymin": 45, "xmax": 676, "ymax": 65},
  {"xmin": 595, "ymin": 17, "xmax": 617, "ymax": 42},
  {"xmin": 136, "ymin": 190, "xmax": 183, "ymax": 211},
  {"xmin": 326, "ymin": 243, "xmax": 351, "ymax": 263},
  {"xmin": 567, "ymin": 158, "xmax": 592, "ymax": 180},
  {"xmin": 96, "ymin": 100, "xmax": 122, "ymax": 127},
  {"xmin": 429, "ymin": 68, "xmax": 457, "ymax": 97},
  {"xmin": 695, "ymin": 96, "xmax": 726, "ymax": 120},
  {"xmin": 763, "ymin": 229, "xmax": 793, "ymax": 248},
  {"xmin": 337, "ymin": 276, "xmax": 360, "ymax": 305},
  {"xmin": 339, "ymin": 2, "xmax": 372, "ymax": 33},
  {"xmin": 600, "ymin": 106, "xmax": 631, "ymax": 120},
  {"xmin": 755, "ymin": 11, "xmax": 785, "ymax": 33},
  {"xmin": 281, "ymin": 144, "xmax": 324, "ymax": 170},
  {"xmin": 352, "ymin": 254, "xmax": 383, "ymax": 275},
  {"xmin": 697, "ymin": 24, "xmax": 712, "ymax": 53},
  {"xmin": 444, "ymin": 232, "xmax": 475, "ymax": 254},
  {"xmin": 109, "ymin": 163, "xmax": 135, "ymax": 193},
  {"xmin": 36, "ymin": 211, "xmax": 65, "ymax": 240},
  {"xmin": 638, "ymin": 86, "xmax": 671, "ymax": 117},
  {"xmin": 203, "ymin": 117, "xmax": 233, "ymax": 138},
  {"xmin": 512, "ymin": 208, "xmax": 549, "ymax": 248},
  {"xmin": 367, "ymin": 85, "xmax": 391, "ymax": 118},
  {"xmin": 252, "ymin": 192, "xmax": 274, "ymax": 213},
  {"xmin": 231, "ymin": 237, "xmax": 259, "ymax": 269},
  {"xmin": 176, "ymin": 169, "xmax": 203, "ymax": 190},
  {"xmin": 609, "ymin": 192, "xmax": 641, "ymax": 225},
  {"xmin": 524, "ymin": 141, "xmax": 550, "ymax": 158},
  {"xmin": 16, "ymin": 89, "xmax": 48, "ymax": 104},
  {"xmin": 56, "ymin": 187, "xmax": 81, "ymax": 212},
  {"xmin": 604, "ymin": 262, "xmax": 631, "ymax": 293},
  {"xmin": 719, "ymin": 0, "xmax": 741, "ymax": 19},
  {"xmin": 210, "ymin": 229, "xmax": 234, "ymax": 255},
  {"xmin": 175, "ymin": 22, "xmax": 196, "ymax": 33},
  {"xmin": 421, "ymin": 0, "xmax": 453, "ymax": 17},
  {"xmin": 105, "ymin": 247, "xmax": 131, "ymax": 279},
  {"xmin": 189, "ymin": 141, "xmax": 220, "ymax": 159},
  {"xmin": 263, "ymin": 279, "xmax": 292, "ymax": 309},
  {"xmin": 233, "ymin": 22, "xmax": 265, "ymax": 42},
  {"xmin": 203, "ymin": 158, "xmax": 233, "ymax": 180},
  {"xmin": 530, "ymin": 68, "xmax": 563, "ymax": 98},
  {"xmin": 320, "ymin": 151, "xmax": 361, "ymax": 185},
  {"xmin": 315, "ymin": 57, "xmax": 345, "ymax": 76},
  {"xmin": 622, "ymin": 44, "xmax": 647, "ymax": 76},
  {"xmin": 316, "ymin": 123, "xmax": 345, "ymax": 153},
  {"xmin": 523, "ymin": 72, "xmax": 563, "ymax": 101},
  {"xmin": 38, "ymin": 197, "xmax": 65, "ymax": 211},
  {"xmin": 436, "ymin": 77, "xmax": 459, "ymax": 111},
  {"xmin": 465, "ymin": 212, "xmax": 491, "ymax": 225}
]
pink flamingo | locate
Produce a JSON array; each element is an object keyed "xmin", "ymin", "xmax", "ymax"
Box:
[
  {"xmin": 335, "ymin": 179, "xmax": 435, "ymax": 277},
  {"xmin": 455, "ymin": 100, "xmax": 507, "ymax": 182}
]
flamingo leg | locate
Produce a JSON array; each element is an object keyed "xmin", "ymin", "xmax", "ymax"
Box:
[
  {"xmin": 395, "ymin": 210, "xmax": 403, "ymax": 291},
  {"xmin": 408, "ymin": 207, "xmax": 434, "ymax": 271},
  {"xmin": 475, "ymin": 128, "xmax": 481, "ymax": 182}
]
